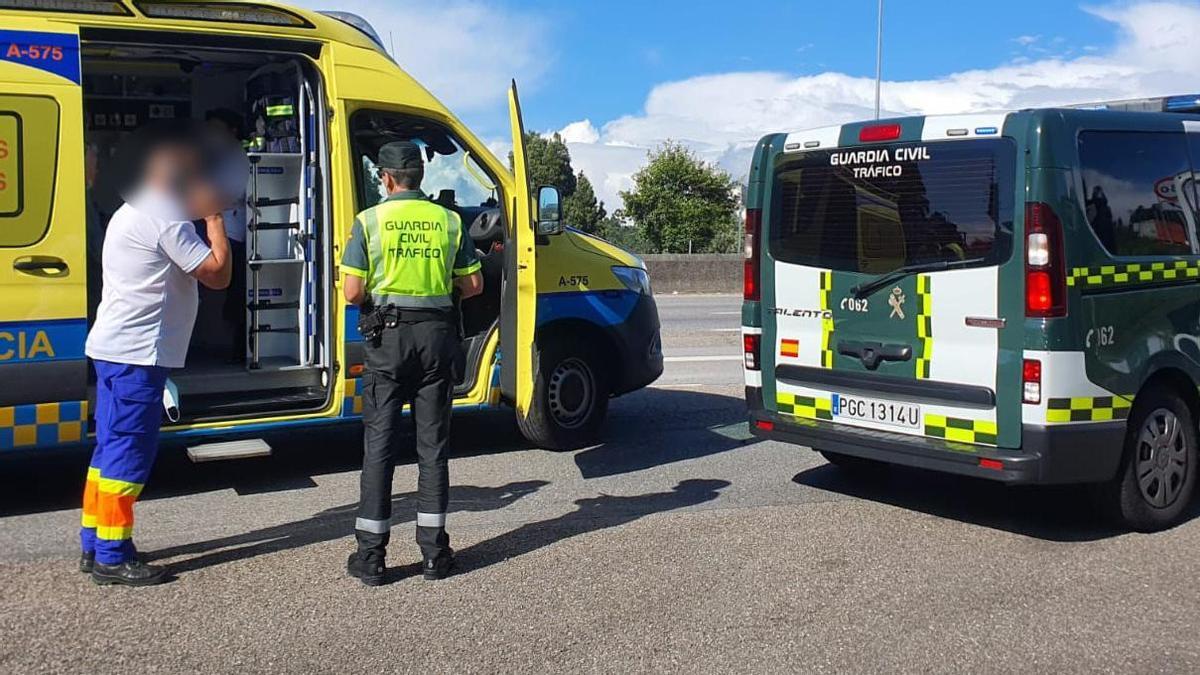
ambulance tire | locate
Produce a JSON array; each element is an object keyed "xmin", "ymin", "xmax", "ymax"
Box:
[
  {"xmin": 1105, "ymin": 389, "xmax": 1198, "ymax": 532},
  {"xmin": 517, "ymin": 341, "xmax": 609, "ymax": 451},
  {"xmin": 818, "ymin": 450, "xmax": 887, "ymax": 474}
]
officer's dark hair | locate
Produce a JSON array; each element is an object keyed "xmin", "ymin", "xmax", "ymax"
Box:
[{"xmin": 381, "ymin": 166, "xmax": 424, "ymax": 190}]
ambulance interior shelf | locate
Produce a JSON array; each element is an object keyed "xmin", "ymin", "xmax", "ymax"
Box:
[{"xmin": 243, "ymin": 61, "xmax": 318, "ymax": 373}]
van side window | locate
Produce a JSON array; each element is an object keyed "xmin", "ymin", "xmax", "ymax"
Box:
[
  {"xmin": 1079, "ymin": 131, "xmax": 1197, "ymax": 257},
  {"xmin": 0, "ymin": 95, "xmax": 60, "ymax": 247}
]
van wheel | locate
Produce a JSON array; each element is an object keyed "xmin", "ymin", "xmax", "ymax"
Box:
[
  {"xmin": 818, "ymin": 450, "xmax": 887, "ymax": 474},
  {"xmin": 517, "ymin": 341, "xmax": 609, "ymax": 450},
  {"xmin": 1104, "ymin": 390, "xmax": 1197, "ymax": 532}
]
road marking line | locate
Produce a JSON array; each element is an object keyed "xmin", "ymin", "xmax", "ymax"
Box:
[
  {"xmin": 710, "ymin": 328, "xmax": 742, "ymax": 333},
  {"xmin": 710, "ymin": 311, "xmax": 741, "ymax": 316},
  {"xmin": 664, "ymin": 355, "xmax": 743, "ymax": 363}
]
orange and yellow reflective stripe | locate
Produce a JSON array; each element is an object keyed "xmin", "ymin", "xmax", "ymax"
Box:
[
  {"xmin": 80, "ymin": 466, "xmax": 100, "ymax": 529},
  {"xmin": 94, "ymin": 476, "xmax": 144, "ymax": 541}
]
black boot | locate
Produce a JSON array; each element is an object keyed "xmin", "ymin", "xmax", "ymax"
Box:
[
  {"xmin": 91, "ymin": 559, "xmax": 165, "ymax": 587},
  {"xmin": 422, "ymin": 551, "xmax": 454, "ymax": 581},
  {"xmin": 79, "ymin": 551, "xmax": 95, "ymax": 574},
  {"xmin": 347, "ymin": 551, "xmax": 385, "ymax": 587}
]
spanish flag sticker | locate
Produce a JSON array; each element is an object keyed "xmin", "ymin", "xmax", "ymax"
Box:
[{"xmin": 780, "ymin": 339, "xmax": 799, "ymax": 358}]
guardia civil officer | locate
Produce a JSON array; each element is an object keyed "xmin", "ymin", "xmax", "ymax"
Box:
[{"xmin": 342, "ymin": 141, "xmax": 483, "ymax": 584}]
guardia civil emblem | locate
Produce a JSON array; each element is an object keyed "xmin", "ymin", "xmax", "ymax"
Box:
[{"xmin": 888, "ymin": 287, "xmax": 906, "ymax": 319}]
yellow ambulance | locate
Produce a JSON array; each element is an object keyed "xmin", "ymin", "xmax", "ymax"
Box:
[{"xmin": 0, "ymin": 0, "xmax": 662, "ymax": 455}]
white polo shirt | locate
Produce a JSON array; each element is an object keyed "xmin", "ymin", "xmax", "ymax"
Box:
[{"xmin": 85, "ymin": 200, "xmax": 212, "ymax": 368}]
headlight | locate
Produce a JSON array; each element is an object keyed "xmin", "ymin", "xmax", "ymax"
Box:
[{"xmin": 612, "ymin": 266, "xmax": 652, "ymax": 296}]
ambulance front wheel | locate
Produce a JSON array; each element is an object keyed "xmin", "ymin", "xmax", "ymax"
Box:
[
  {"xmin": 517, "ymin": 341, "xmax": 609, "ymax": 451},
  {"xmin": 1104, "ymin": 388, "xmax": 1197, "ymax": 532}
]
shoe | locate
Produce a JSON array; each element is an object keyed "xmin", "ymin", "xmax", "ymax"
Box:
[
  {"xmin": 79, "ymin": 551, "xmax": 95, "ymax": 574},
  {"xmin": 91, "ymin": 559, "xmax": 166, "ymax": 587},
  {"xmin": 422, "ymin": 552, "xmax": 454, "ymax": 581},
  {"xmin": 347, "ymin": 551, "xmax": 385, "ymax": 587}
]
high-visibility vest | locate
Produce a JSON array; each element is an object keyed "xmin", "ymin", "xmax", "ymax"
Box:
[{"xmin": 352, "ymin": 196, "xmax": 469, "ymax": 308}]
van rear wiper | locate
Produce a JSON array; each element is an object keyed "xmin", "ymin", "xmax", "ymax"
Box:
[{"xmin": 850, "ymin": 258, "xmax": 988, "ymax": 300}]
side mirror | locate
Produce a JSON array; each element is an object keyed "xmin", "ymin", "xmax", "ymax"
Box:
[{"xmin": 536, "ymin": 185, "xmax": 563, "ymax": 235}]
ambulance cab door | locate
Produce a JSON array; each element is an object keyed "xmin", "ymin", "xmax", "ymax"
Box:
[
  {"xmin": 0, "ymin": 20, "xmax": 88, "ymax": 450},
  {"xmin": 501, "ymin": 81, "xmax": 538, "ymax": 417}
]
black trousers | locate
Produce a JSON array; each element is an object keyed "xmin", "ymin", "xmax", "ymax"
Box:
[{"xmin": 355, "ymin": 317, "xmax": 455, "ymax": 559}]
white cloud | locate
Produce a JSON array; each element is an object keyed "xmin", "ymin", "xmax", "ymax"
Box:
[
  {"xmin": 558, "ymin": 119, "xmax": 600, "ymax": 144},
  {"xmin": 292, "ymin": 1, "xmax": 550, "ymax": 112},
  {"xmin": 564, "ymin": 1, "xmax": 1200, "ymax": 210}
]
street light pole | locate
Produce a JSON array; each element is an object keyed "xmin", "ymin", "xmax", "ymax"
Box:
[{"xmin": 875, "ymin": 0, "xmax": 884, "ymax": 119}]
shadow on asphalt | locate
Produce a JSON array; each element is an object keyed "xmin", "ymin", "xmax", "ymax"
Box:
[
  {"xmin": 390, "ymin": 478, "xmax": 732, "ymax": 581},
  {"xmin": 792, "ymin": 462, "xmax": 1200, "ymax": 542},
  {"xmin": 146, "ymin": 480, "xmax": 549, "ymax": 575},
  {"xmin": 0, "ymin": 388, "xmax": 749, "ymax": 516},
  {"xmin": 0, "ymin": 410, "xmax": 528, "ymax": 517},
  {"xmin": 574, "ymin": 387, "xmax": 750, "ymax": 479}
]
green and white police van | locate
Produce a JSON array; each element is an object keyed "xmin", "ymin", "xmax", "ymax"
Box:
[{"xmin": 743, "ymin": 95, "xmax": 1200, "ymax": 531}]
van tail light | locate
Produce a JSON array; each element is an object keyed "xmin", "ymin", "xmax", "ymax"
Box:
[
  {"xmin": 859, "ymin": 123, "xmax": 902, "ymax": 142},
  {"xmin": 743, "ymin": 333, "xmax": 761, "ymax": 370},
  {"xmin": 1025, "ymin": 202, "xmax": 1067, "ymax": 318},
  {"xmin": 744, "ymin": 209, "xmax": 762, "ymax": 301},
  {"xmin": 1023, "ymin": 358, "xmax": 1042, "ymax": 404}
]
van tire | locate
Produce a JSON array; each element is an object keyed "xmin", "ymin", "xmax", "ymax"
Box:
[
  {"xmin": 818, "ymin": 450, "xmax": 887, "ymax": 474},
  {"xmin": 516, "ymin": 341, "xmax": 609, "ymax": 451},
  {"xmin": 1104, "ymin": 389, "xmax": 1197, "ymax": 532}
]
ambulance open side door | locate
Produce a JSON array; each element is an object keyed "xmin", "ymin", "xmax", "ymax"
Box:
[
  {"xmin": 500, "ymin": 81, "xmax": 537, "ymax": 417},
  {"xmin": 0, "ymin": 19, "xmax": 88, "ymax": 449}
]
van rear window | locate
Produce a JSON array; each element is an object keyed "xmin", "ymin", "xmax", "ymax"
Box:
[
  {"xmin": 1078, "ymin": 131, "xmax": 1199, "ymax": 257},
  {"xmin": 768, "ymin": 139, "xmax": 1016, "ymax": 274}
]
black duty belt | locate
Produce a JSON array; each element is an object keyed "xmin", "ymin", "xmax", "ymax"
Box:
[
  {"xmin": 384, "ymin": 306, "xmax": 454, "ymax": 324},
  {"xmin": 358, "ymin": 304, "xmax": 453, "ymax": 342}
]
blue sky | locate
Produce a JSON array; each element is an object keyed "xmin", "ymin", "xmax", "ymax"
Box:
[
  {"xmin": 505, "ymin": 0, "xmax": 1120, "ymax": 136},
  {"xmin": 299, "ymin": 0, "xmax": 1200, "ymax": 207}
]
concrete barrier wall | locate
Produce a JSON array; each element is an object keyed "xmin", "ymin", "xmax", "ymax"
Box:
[{"xmin": 642, "ymin": 254, "xmax": 741, "ymax": 294}]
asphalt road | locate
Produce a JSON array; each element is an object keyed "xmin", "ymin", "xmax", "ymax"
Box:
[{"xmin": 2, "ymin": 294, "xmax": 1200, "ymax": 673}]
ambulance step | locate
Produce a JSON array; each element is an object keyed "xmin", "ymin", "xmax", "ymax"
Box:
[
  {"xmin": 186, "ymin": 439, "xmax": 272, "ymax": 463},
  {"xmin": 251, "ymin": 325, "xmax": 300, "ymax": 334}
]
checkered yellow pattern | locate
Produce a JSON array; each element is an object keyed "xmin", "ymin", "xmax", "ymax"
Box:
[
  {"xmin": 924, "ymin": 414, "xmax": 998, "ymax": 446},
  {"xmin": 341, "ymin": 378, "xmax": 363, "ymax": 417},
  {"xmin": 0, "ymin": 400, "xmax": 88, "ymax": 449},
  {"xmin": 777, "ymin": 392, "xmax": 834, "ymax": 421},
  {"xmin": 1067, "ymin": 260, "xmax": 1200, "ymax": 289},
  {"xmin": 819, "ymin": 271, "xmax": 834, "ymax": 368},
  {"xmin": 1046, "ymin": 395, "xmax": 1132, "ymax": 423},
  {"xmin": 915, "ymin": 274, "xmax": 932, "ymax": 379}
]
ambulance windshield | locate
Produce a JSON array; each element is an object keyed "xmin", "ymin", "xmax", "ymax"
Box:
[{"xmin": 768, "ymin": 138, "xmax": 1017, "ymax": 275}]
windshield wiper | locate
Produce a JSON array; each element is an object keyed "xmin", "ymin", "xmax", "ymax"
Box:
[{"xmin": 850, "ymin": 258, "xmax": 988, "ymax": 300}]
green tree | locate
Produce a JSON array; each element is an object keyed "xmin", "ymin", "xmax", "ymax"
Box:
[
  {"xmin": 618, "ymin": 141, "xmax": 741, "ymax": 254},
  {"xmin": 514, "ymin": 132, "xmax": 576, "ymax": 196},
  {"xmin": 596, "ymin": 216, "xmax": 648, "ymax": 253},
  {"xmin": 562, "ymin": 171, "xmax": 607, "ymax": 234}
]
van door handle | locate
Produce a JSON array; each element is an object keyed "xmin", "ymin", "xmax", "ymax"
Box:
[
  {"xmin": 838, "ymin": 340, "xmax": 911, "ymax": 371},
  {"xmin": 13, "ymin": 256, "xmax": 70, "ymax": 278}
]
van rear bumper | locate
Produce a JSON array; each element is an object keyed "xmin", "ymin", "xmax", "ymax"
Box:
[{"xmin": 748, "ymin": 408, "xmax": 1126, "ymax": 485}]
